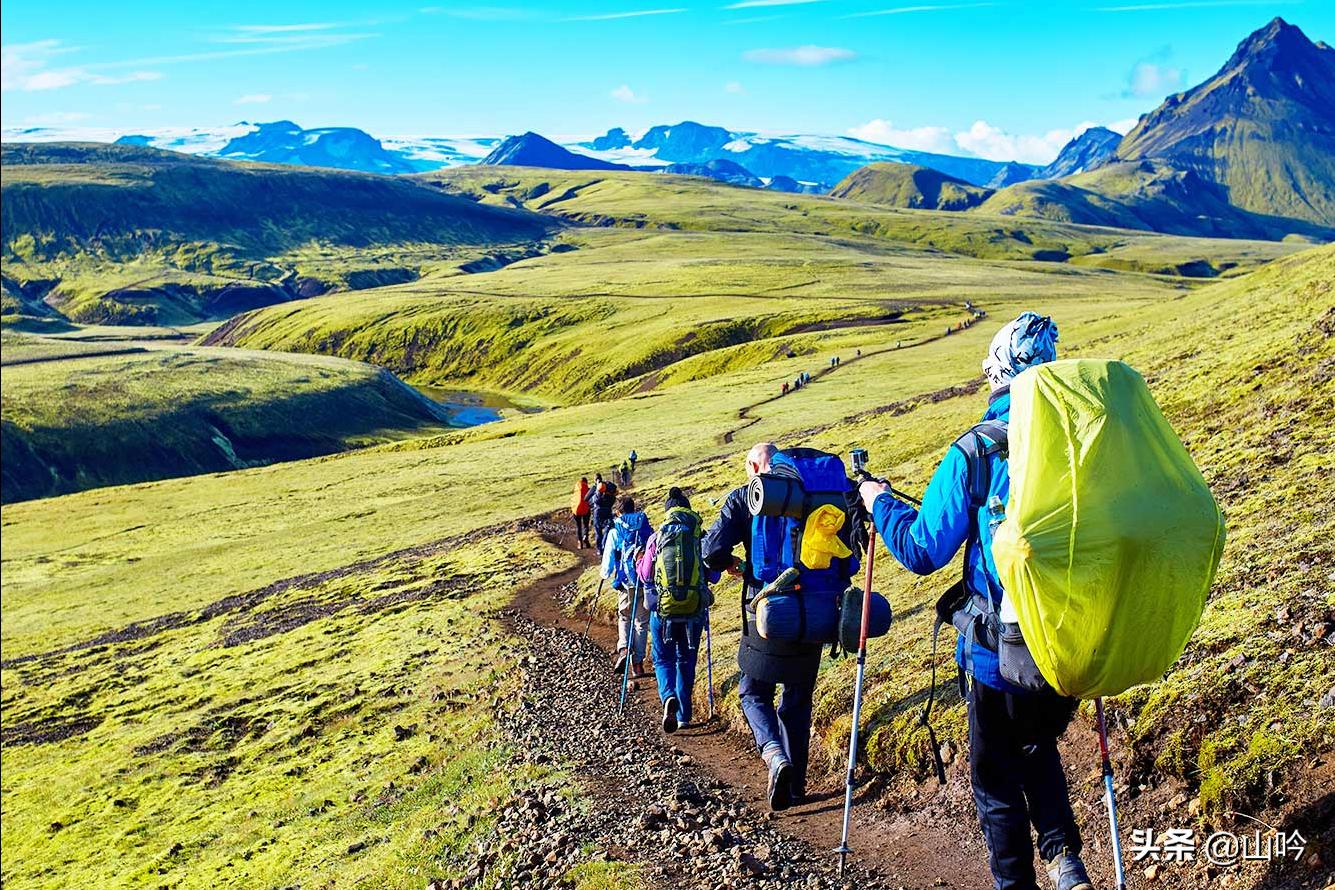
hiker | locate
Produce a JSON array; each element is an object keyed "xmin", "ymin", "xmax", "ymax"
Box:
[
  {"xmin": 703, "ymin": 442, "xmax": 829, "ymax": 811},
  {"xmin": 629, "ymin": 449, "xmax": 638, "ymax": 473},
  {"xmin": 592, "ymin": 479, "xmax": 618, "ymax": 553},
  {"xmin": 782, "ymin": 382, "xmax": 789, "ymax": 396},
  {"xmin": 571, "ymin": 476, "xmax": 591, "ymax": 549},
  {"xmin": 602, "ymin": 495, "xmax": 653, "ymax": 677},
  {"xmin": 638, "ymin": 487, "xmax": 711, "ymax": 733},
  {"xmin": 620, "ymin": 460, "xmax": 631, "ymax": 487},
  {"xmin": 858, "ymin": 312, "xmax": 1093, "ymax": 890}
]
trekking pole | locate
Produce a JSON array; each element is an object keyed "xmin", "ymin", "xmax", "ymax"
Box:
[
  {"xmin": 618, "ymin": 580, "xmax": 641, "ymax": 715},
  {"xmin": 1095, "ymin": 698, "xmax": 1128, "ymax": 890},
  {"xmin": 705, "ymin": 610, "xmax": 715, "ymax": 721},
  {"xmin": 835, "ymin": 525, "xmax": 877, "ymax": 876},
  {"xmin": 584, "ymin": 578, "xmax": 605, "ymax": 638}
]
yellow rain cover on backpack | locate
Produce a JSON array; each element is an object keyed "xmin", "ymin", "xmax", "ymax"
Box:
[{"xmin": 991, "ymin": 359, "xmax": 1226, "ymax": 699}]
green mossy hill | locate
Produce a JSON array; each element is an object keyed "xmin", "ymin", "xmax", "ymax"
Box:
[
  {"xmin": 1115, "ymin": 18, "xmax": 1335, "ymax": 227},
  {"xmin": 979, "ymin": 160, "xmax": 1334, "ymax": 241},
  {"xmin": 829, "ymin": 163, "xmax": 993, "ymax": 211},
  {"xmin": 1, "ymin": 143, "xmax": 554, "ymax": 324},
  {"xmin": 0, "ymin": 340, "xmax": 454, "ymax": 502}
]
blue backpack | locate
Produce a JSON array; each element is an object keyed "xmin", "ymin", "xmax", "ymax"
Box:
[{"xmin": 747, "ymin": 448, "xmax": 858, "ymax": 644}]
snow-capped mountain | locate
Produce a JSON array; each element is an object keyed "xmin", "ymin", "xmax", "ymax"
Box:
[{"xmin": 1, "ymin": 119, "xmax": 1034, "ymax": 187}]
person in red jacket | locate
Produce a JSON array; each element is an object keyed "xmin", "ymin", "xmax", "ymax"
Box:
[{"xmin": 571, "ymin": 477, "xmax": 591, "ymax": 549}]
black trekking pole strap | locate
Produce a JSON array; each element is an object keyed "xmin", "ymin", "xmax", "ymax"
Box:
[{"xmin": 920, "ymin": 619, "xmax": 948, "ymax": 785}]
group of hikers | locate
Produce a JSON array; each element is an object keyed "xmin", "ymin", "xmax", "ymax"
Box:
[
  {"xmin": 560, "ymin": 309, "xmax": 1225, "ymax": 890},
  {"xmin": 569, "ymin": 451, "xmax": 638, "ymax": 551}
]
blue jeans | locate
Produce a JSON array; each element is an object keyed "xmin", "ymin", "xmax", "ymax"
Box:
[
  {"xmin": 650, "ymin": 613, "xmax": 701, "ymax": 723},
  {"xmin": 968, "ymin": 679, "xmax": 1081, "ymax": 890},
  {"xmin": 738, "ymin": 672, "xmax": 814, "ymax": 791}
]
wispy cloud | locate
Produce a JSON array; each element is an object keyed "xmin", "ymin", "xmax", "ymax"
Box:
[
  {"xmin": 610, "ymin": 83, "xmax": 648, "ymax": 103},
  {"xmin": 725, "ymin": 80, "xmax": 747, "ymax": 94},
  {"xmin": 1121, "ymin": 46, "xmax": 1184, "ymax": 97},
  {"xmin": 2, "ymin": 41, "xmax": 162, "ymax": 91},
  {"xmin": 724, "ymin": 14, "xmax": 787, "ymax": 23},
  {"xmin": 566, "ymin": 8, "xmax": 687, "ymax": 20},
  {"xmin": 842, "ymin": 3, "xmax": 994, "ymax": 18},
  {"xmin": 723, "ymin": 0, "xmax": 825, "ymax": 8},
  {"xmin": 1098, "ymin": 0, "xmax": 1292, "ymax": 10},
  {"xmin": 234, "ymin": 93, "xmax": 273, "ymax": 105},
  {"xmin": 23, "ymin": 110, "xmax": 92, "ymax": 125},
  {"xmin": 743, "ymin": 45, "xmax": 857, "ymax": 66},
  {"xmin": 419, "ymin": 6, "xmax": 536, "ymax": 21}
]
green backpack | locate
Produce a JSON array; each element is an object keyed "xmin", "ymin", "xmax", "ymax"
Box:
[{"xmin": 654, "ymin": 508, "xmax": 710, "ymax": 619}]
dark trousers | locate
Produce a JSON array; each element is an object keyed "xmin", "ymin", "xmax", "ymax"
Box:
[
  {"xmin": 595, "ymin": 518, "xmax": 612, "ymax": 553},
  {"xmin": 573, "ymin": 513, "xmax": 590, "ymax": 546},
  {"xmin": 738, "ymin": 673, "xmax": 814, "ymax": 792},
  {"xmin": 967, "ymin": 679, "xmax": 1081, "ymax": 890}
]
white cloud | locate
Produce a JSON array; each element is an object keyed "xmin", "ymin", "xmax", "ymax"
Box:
[
  {"xmin": 954, "ymin": 120, "xmax": 1089, "ymax": 164},
  {"xmin": 1107, "ymin": 117, "xmax": 1140, "ymax": 134},
  {"xmin": 23, "ymin": 110, "xmax": 91, "ymax": 125},
  {"xmin": 725, "ymin": 80, "xmax": 746, "ymax": 94},
  {"xmin": 743, "ymin": 45, "xmax": 857, "ymax": 66},
  {"xmin": 847, "ymin": 119, "xmax": 956, "ymax": 154},
  {"xmin": 724, "ymin": 0, "xmax": 825, "ymax": 8},
  {"xmin": 1124, "ymin": 60, "xmax": 1183, "ymax": 97},
  {"xmin": 567, "ymin": 8, "xmax": 687, "ymax": 20},
  {"xmin": 610, "ymin": 84, "xmax": 647, "ymax": 103},
  {"xmin": 234, "ymin": 93, "xmax": 273, "ymax": 105},
  {"xmin": 843, "ymin": 3, "xmax": 995, "ymax": 18},
  {"xmin": 2, "ymin": 43, "xmax": 163, "ymax": 92}
]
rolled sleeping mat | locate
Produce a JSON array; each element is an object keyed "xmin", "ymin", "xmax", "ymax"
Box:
[
  {"xmin": 747, "ymin": 473, "xmax": 806, "ymax": 518},
  {"xmin": 754, "ymin": 590, "xmax": 839, "ymax": 644},
  {"xmin": 838, "ymin": 586, "xmax": 893, "ymax": 653}
]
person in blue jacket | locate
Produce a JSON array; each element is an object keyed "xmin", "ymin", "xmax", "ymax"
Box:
[
  {"xmin": 858, "ymin": 313, "xmax": 1093, "ymax": 890},
  {"xmin": 601, "ymin": 495, "xmax": 652, "ymax": 677}
]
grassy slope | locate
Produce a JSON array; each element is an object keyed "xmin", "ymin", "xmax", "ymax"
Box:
[
  {"xmin": 0, "ymin": 337, "xmax": 455, "ymax": 502},
  {"xmin": 210, "ymin": 167, "xmax": 1297, "ymax": 404},
  {"xmin": 1, "ymin": 143, "xmax": 553, "ymax": 325},
  {"xmin": 1, "ymin": 214, "xmax": 1328, "ymax": 885},
  {"xmin": 828, "ymin": 162, "xmax": 993, "ymax": 211}
]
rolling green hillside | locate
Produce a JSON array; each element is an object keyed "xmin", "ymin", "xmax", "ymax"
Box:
[
  {"xmin": 0, "ymin": 336, "xmax": 456, "ymax": 502},
  {"xmin": 2, "ymin": 245, "xmax": 1328, "ymax": 889},
  {"xmin": 828, "ymin": 163, "xmax": 992, "ymax": 211},
  {"xmin": 1, "ymin": 143, "xmax": 554, "ymax": 325}
]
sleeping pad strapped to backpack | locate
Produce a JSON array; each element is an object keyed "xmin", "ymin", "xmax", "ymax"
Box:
[
  {"xmin": 746, "ymin": 448, "xmax": 862, "ymax": 645},
  {"xmin": 991, "ymin": 359, "xmax": 1226, "ymax": 699}
]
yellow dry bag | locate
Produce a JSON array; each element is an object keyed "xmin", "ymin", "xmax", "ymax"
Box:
[{"xmin": 992, "ymin": 359, "xmax": 1226, "ymax": 699}]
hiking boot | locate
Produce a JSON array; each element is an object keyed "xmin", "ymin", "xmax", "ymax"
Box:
[
  {"xmin": 1047, "ymin": 848, "xmax": 1094, "ymax": 890},
  {"xmin": 767, "ymin": 757, "xmax": 794, "ymax": 811},
  {"xmin": 662, "ymin": 697, "xmax": 679, "ymax": 734},
  {"xmin": 632, "ymin": 661, "xmax": 646, "ymax": 678},
  {"xmin": 613, "ymin": 650, "xmax": 628, "ymax": 674}
]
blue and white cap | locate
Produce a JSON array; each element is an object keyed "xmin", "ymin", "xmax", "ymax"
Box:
[{"xmin": 982, "ymin": 311, "xmax": 1059, "ymax": 388}]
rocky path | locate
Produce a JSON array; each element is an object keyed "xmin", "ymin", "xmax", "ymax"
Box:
[{"xmin": 488, "ymin": 516, "xmax": 992, "ymax": 889}]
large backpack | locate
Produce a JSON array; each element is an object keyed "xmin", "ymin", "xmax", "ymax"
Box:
[
  {"xmin": 746, "ymin": 448, "xmax": 858, "ymax": 644},
  {"xmin": 654, "ymin": 508, "xmax": 710, "ymax": 619},
  {"xmin": 976, "ymin": 359, "xmax": 1224, "ymax": 699}
]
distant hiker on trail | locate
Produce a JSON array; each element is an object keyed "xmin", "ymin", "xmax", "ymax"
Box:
[
  {"xmin": 602, "ymin": 495, "xmax": 652, "ymax": 678},
  {"xmin": 571, "ymin": 477, "xmax": 591, "ymax": 549},
  {"xmin": 703, "ymin": 442, "xmax": 843, "ymax": 811},
  {"xmin": 592, "ymin": 479, "xmax": 618, "ymax": 553},
  {"xmin": 858, "ymin": 312, "xmax": 1093, "ymax": 890},
  {"xmin": 629, "ymin": 450, "xmax": 638, "ymax": 472},
  {"xmin": 782, "ymin": 382, "xmax": 789, "ymax": 396},
  {"xmin": 620, "ymin": 460, "xmax": 631, "ymax": 487},
  {"xmin": 638, "ymin": 487, "xmax": 712, "ymax": 733}
]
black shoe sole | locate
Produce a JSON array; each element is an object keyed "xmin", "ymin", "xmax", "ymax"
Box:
[
  {"xmin": 662, "ymin": 697, "xmax": 679, "ymax": 734},
  {"xmin": 768, "ymin": 761, "xmax": 793, "ymax": 811}
]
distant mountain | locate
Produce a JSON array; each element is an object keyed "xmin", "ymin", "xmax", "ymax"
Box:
[
  {"xmin": 661, "ymin": 158, "xmax": 762, "ymax": 187},
  {"xmin": 207, "ymin": 120, "xmax": 421, "ymax": 174},
  {"xmin": 979, "ymin": 158, "xmax": 1332, "ymax": 240},
  {"xmin": 481, "ymin": 132, "xmax": 630, "ymax": 171},
  {"xmin": 764, "ymin": 175, "xmax": 814, "ymax": 194},
  {"xmin": 830, "ymin": 163, "xmax": 993, "ymax": 211},
  {"xmin": 1114, "ymin": 17, "xmax": 1335, "ymax": 226},
  {"xmin": 986, "ymin": 162, "xmax": 1037, "ymax": 189},
  {"xmin": 1039, "ymin": 127, "xmax": 1121, "ymax": 179},
  {"xmin": 582, "ymin": 121, "xmax": 1030, "ymax": 188}
]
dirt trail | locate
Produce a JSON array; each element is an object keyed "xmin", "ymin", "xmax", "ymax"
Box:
[{"xmin": 509, "ymin": 516, "xmax": 993, "ymax": 889}]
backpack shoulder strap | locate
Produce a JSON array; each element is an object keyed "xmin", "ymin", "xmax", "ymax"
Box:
[{"xmin": 951, "ymin": 420, "xmax": 1009, "ymax": 510}]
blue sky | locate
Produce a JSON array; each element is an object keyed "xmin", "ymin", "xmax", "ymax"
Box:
[{"xmin": 1, "ymin": 0, "xmax": 1329, "ymax": 163}]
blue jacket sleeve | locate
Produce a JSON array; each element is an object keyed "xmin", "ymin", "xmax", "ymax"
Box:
[{"xmin": 872, "ymin": 447, "xmax": 972, "ymax": 575}]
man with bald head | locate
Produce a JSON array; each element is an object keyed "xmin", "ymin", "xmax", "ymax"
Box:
[{"xmin": 702, "ymin": 441, "xmax": 822, "ymax": 811}]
